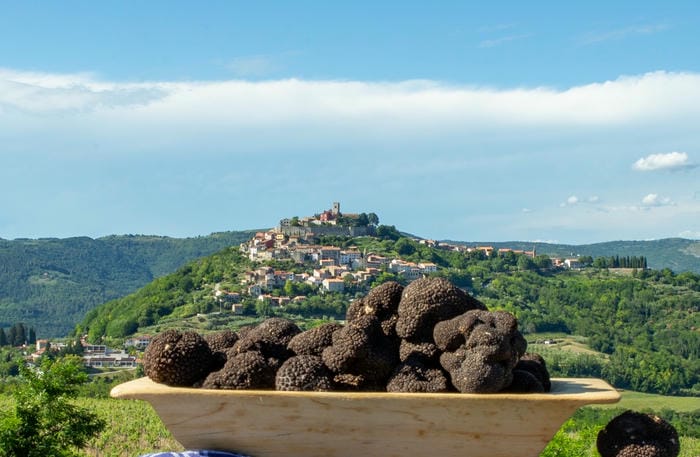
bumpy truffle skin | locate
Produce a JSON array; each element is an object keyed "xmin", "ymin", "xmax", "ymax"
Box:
[
  {"xmin": 202, "ymin": 350, "xmax": 277, "ymax": 390},
  {"xmin": 597, "ymin": 411, "xmax": 680, "ymax": 457},
  {"xmin": 434, "ymin": 309, "xmax": 526, "ymax": 393},
  {"xmin": 144, "ymin": 329, "xmax": 214, "ymax": 387},
  {"xmin": 440, "ymin": 350, "xmax": 513, "ymax": 393},
  {"xmin": 321, "ymin": 315, "xmax": 399, "ymax": 389},
  {"xmin": 434, "ymin": 310, "xmax": 524, "ymax": 357},
  {"xmin": 233, "ymin": 318, "xmax": 301, "ymax": 359},
  {"xmin": 386, "ymin": 357, "xmax": 452, "ymax": 393},
  {"xmin": 205, "ymin": 329, "xmax": 240, "ymax": 370},
  {"xmin": 399, "ymin": 339, "xmax": 440, "ymax": 363},
  {"xmin": 347, "ymin": 281, "xmax": 403, "ymax": 321},
  {"xmin": 396, "ymin": 277, "xmax": 486, "ymax": 341},
  {"xmin": 287, "ymin": 322, "xmax": 342, "ymax": 356},
  {"xmin": 275, "ymin": 355, "xmax": 334, "ymax": 391},
  {"xmin": 514, "ymin": 353, "xmax": 551, "ymax": 392},
  {"xmin": 616, "ymin": 444, "xmax": 667, "ymax": 457},
  {"xmin": 205, "ymin": 329, "xmax": 239, "ymax": 353}
]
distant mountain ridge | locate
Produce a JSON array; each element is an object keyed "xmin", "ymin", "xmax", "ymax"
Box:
[
  {"xmin": 444, "ymin": 238, "xmax": 700, "ymax": 274},
  {"xmin": 0, "ymin": 231, "xmax": 258, "ymax": 337}
]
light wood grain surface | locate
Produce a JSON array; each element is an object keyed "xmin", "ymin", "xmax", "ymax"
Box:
[{"xmin": 112, "ymin": 377, "xmax": 620, "ymax": 457}]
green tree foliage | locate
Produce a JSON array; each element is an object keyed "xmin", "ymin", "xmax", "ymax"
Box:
[
  {"xmin": 0, "ymin": 356, "xmax": 105, "ymax": 457},
  {"xmin": 375, "ymin": 225, "xmax": 401, "ymax": 240},
  {"xmin": 0, "ymin": 328, "xmax": 6, "ymax": 346}
]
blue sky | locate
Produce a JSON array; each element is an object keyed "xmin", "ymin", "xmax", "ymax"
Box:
[{"xmin": 1, "ymin": 1, "xmax": 699, "ymax": 244}]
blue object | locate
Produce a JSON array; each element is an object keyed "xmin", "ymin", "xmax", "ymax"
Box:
[{"xmin": 139, "ymin": 452, "xmax": 250, "ymax": 457}]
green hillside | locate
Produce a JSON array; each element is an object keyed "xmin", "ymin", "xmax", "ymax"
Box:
[
  {"xmin": 78, "ymin": 233, "xmax": 700, "ymax": 396},
  {"xmin": 447, "ymin": 238, "xmax": 700, "ymax": 273},
  {"xmin": 0, "ymin": 231, "xmax": 257, "ymax": 337}
]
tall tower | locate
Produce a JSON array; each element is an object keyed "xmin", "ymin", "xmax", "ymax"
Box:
[{"xmin": 332, "ymin": 202, "xmax": 340, "ymax": 215}]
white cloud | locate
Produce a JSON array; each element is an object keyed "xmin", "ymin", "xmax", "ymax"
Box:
[
  {"xmin": 560, "ymin": 195, "xmax": 600, "ymax": 207},
  {"xmin": 522, "ymin": 208, "xmax": 533, "ymax": 213},
  {"xmin": 633, "ymin": 152, "xmax": 696, "ymax": 171},
  {"xmin": 2, "ymin": 68, "xmax": 700, "ymax": 161},
  {"xmin": 2, "ymin": 69, "xmax": 700, "ymax": 125},
  {"xmin": 641, "ymin": 193, "xmax": 674, "ymax": 207}
]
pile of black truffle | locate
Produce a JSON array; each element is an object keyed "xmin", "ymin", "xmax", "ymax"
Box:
[{"xmin": 143, "ymin": 277, "xmax": 550, "ymax": 393}]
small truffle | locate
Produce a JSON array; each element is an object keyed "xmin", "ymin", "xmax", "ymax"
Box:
[
  {"xmin": 143, "ymin": 329, "xmax": 214, "ymax": 387},
  {"xmin": 205, "ymin": 329, "xmax": 240, "ymax": 370},
  {"xmin": 205, "ymin": 329, "xmax": 239, "ymax": 353},
  {"xmin": 232, "ymin": 318, "xmax": 302, "ymax": 359},
  {"xmin": 597, "ymin": 411, "xmax": 680, "ymax": 457},
  {"xmin": 346, "ymin": 281, "xmax": 403, "ymax": 335},
  {"xmin": 275, "ymin": 355, "xmax": 334, "ymax": 391},
  {"xmin": 387, "ymin": 357, "xmax": 452, "ymax": 393},
  {"xmin": 202, "ymin": 350, "xmax": 278, "ymax": 390},
  {"xmin": 440, "ymin": 349, "xmax": 513, "ymax": 393},
  {"xmin": 396, "ymin": 277, "xmax": 486, "ymax": 341},
  {"xmin": 505, "ymin": 369, "xmax": 545, "ymax": 393},
  {"xmin": 514, "ymin": 353, "xmax": 551, "ymax": 392},
  {"xmin": 288, "ymin": 322, "xmax": 342, "ymax": 356}
]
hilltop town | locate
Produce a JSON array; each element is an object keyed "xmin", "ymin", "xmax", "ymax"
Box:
[{"xmin": 228, "ymin": 202, "xmax": 550, "ymax": 313}]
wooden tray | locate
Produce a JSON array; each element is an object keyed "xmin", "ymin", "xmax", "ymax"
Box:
[{"xmin": 111, "ymin": 377, "xmax": 619, "ymax": 457}]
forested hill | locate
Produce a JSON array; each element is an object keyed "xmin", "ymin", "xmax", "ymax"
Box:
[
  {"xmin": 0, "ymin": 231, "xmax": 257, "ymax": 337},
  {"xmin": 78, "ymin": 234, "xmax": 700, "ymax": 396},
  {"xmin": 445, "ymin": 238, "xmax": 700, "ymax": 274}
]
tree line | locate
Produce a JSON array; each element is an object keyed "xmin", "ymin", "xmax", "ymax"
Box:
[{"xmin": 0, "ymin": 322, "xmax": 37, "ymax": 347}]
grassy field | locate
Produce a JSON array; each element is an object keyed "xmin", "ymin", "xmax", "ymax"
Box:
[
  {"xmin": 527, "ymin": 332, "xmax": 606, "ymax": 356},
  {"xmin": 605, "ymin": 390, "xmax": 700, "ymax": 412}
]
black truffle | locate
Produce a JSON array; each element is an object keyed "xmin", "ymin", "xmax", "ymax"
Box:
[
  {"xmin": 143, "ymin": 329, "xmax": 214, "ymax": 387},
  {"xmin": 205, "ymin": 329, "xmax": 239, "ymax": 353},
  {"xmin": 434, "ymin": 310, "xmax": 526, "ymax": 393},
  {"xmin": 346, "ymin": 281, "xmax": 403, "ymax": 337},
  {"xmin": 202, "ymin": 350, "xmax": 278, "ymax": 390},
  {"xmin": 386, "ymin": 357, "xmax": 452, "ymax": 393},
  {"xmin": 597, "ymin": 411, "xmax": 680, "ymax": 457},
  {"xmin": 399, "ymin": 339, "xmax": 440, "ymax": 363},
  {"xmin": 505, "ymin": 369, "xmax": 545, "ymax": 393},
  {"xmin": 205, "ymin": 329, "xmax": 240, "ymax": 371},
  {"xmin": 396, "ymin": 277, "xmax": 486, "ymax": 341},
  {"xmin": 288, "ymin": 322, "xmax": 342, "ymax": 356},
  {"xmin": 232, "ymin": 317, "xmax": 301, "ymax": 359},
  {"xmin": 513, "ymin": 353, "xmax": 551, "ymax": 392},
  {"xmin": 275, "ymin": 355, "xmax": 334, "ymax": 391},
  {"xmin": 321, "ymin": 315, "xmax": 398, "ymax": 389},
  {"xmin": 440, "ymin": 349, "xmax": 513, "ymax": 393},
  {"xmin": 433, "ymin": 309, "xmax": 525, "ymax": 361}
]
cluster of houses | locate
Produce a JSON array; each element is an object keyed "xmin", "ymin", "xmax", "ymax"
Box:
[
  {"xmin": 231, "ymin": 203, "xmax": 585, "ymax": 314},
  {"xmin": 31, "ymin": 336, "xmax": 151, "ymax": 369},
  {"xmin": 229, "ymin": 241, "xmax": 441, "ymax": 313}
]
